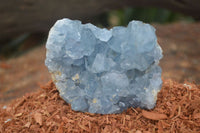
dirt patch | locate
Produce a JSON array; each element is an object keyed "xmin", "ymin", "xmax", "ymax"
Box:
[
  {"xmin": 0, "ymin": 80, "xmax": 200, "ymax": 132},
  {"xmin": 0, "ymin": 46, "xmax": 50, "ymax": 104},
  {"xmin": 155, "ymin": 22, "xmax": 200, "ymax": 83}
]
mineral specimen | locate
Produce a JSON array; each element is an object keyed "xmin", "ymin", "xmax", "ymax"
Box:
[{"xmin": 45, "ymin": 18, "xmax": 163, "ymax": 114}]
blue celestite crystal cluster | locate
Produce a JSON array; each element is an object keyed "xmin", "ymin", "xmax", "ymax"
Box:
[{"xmin": 45, "ymin": 18, "xmax": 163, "ymax": 114}]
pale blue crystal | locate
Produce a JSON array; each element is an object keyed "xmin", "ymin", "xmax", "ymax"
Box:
[
  {"xmin": 91, "ymin": 53, "xmax": 116, "ymax": 73},
  {"xmin": 45, "ymin": 18, "xmax": 163, "ymax": 114}
]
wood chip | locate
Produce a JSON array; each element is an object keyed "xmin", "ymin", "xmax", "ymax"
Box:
[
  {"xmin": 24, "ymin": 122, "xmax": 31, "ymax": 128},
  {"xmin": 193, "ymin": 113, "xmax": 200, "ymax": 119},
  {"xmin": 157, "ymin": 121, "xmax": 163, "ymax": 133},
  {"xmin": 56, "ymin": 122, "xmax": 63, "ymax": 133},
  {"xmin": 15, "ymin": 113, "xmax": 22, "ymax": 117},
  {"xmin": 142, "ymin": 110, "xmax": 168, "ymax": 120},
  {"xmin": 135, "ymin": 130, "xmax": 142, "ymax": 133},
  {"xmin": 34, "ymin": 112, "xmax": 42, "ymax": 126},
  {"xmin": 131, "ymin": 107, "xmax": 138, "ymax": 114}
]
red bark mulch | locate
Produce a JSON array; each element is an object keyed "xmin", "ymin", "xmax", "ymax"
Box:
[{"xmin": 0, "ymin": 80, "xmax": 200, "ymax": 133}]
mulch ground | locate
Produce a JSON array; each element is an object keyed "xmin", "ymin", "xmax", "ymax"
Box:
[{"xmin": 0, "ymin": 80, "xmax": 200, "ymax": 133}]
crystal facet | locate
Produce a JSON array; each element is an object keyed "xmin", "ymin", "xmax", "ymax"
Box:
[{"xmin": 45, "ymin": 18, "xmax": 163, "ymax": 114}]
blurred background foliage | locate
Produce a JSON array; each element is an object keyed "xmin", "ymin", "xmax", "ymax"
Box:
[
  {"xmin": 95, "ymin": 7, "xmax": 194, "ymax": 27},
  {"xmin": 0, "ymin": 7, "xmax": 195, "ymax": 59}
]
